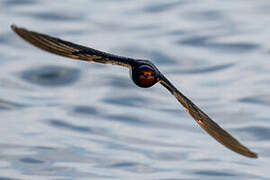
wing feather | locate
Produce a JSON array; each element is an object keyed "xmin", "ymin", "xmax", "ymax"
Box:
[
  {"xmin": 159, "ymin": 74, "xmax": 257, "ymax": 158},
  {"xmin": 11, "ymin": 25, "xmax": 134, "ymax": 68}
]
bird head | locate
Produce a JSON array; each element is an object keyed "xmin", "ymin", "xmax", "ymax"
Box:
[{"xmin": 130, "ymin": 60, "xmax": 158, "ymax": 88}]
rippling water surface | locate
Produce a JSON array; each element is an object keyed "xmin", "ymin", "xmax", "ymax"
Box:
[{"xmin": 1, "ymin": 0, "xmax": 270, "ymax": 179}]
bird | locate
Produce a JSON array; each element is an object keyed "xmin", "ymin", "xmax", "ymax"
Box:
[{"xmin": 11, "ymin": 24, "xmax": 258, "ymax": 158}]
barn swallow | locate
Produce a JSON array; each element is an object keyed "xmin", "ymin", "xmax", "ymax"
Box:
[{"xmin": 11, "ymin": 25, "xmax": 258, "ymax": 158}]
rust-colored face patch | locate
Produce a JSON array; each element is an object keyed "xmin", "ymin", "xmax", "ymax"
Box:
[
  {"xmin": 137, "ymin": 69, "xmax": 156, "ymax": 87},
  {"xmin": 131, "ymin": 64, "xmax": 157, "ymax": 88}
]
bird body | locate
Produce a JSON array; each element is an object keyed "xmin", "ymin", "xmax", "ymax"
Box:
[{"xmin": 11, "ymin": 25, "xmax": 257, "ymax": 158}]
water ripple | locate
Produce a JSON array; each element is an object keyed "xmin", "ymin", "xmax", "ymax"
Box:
[
  {"xmin": 106, "ymin": 76, "xmax": 133, "ymax": 89},
  {"xmin": 238, "ymin": 126, "xmax": 270, "ymax": 141},
  {"xmin": 109, "ymin": 161, "xmax": 156, "ymax": 173},
  {"xmin": 193, "ymin": 170, "xmax": 237, "ymax": 177},
  {"xmin": 26, "ymin": 12, "xmax": 83, "ymax": 22},
  {"xmin": 178, "ymin": 36, "xmax": 260, "ymax": 53},
  {"xmin": 46, "ymin": 119, "xmax": 93, "ymax": 133},
  {"xmin": 170, "ymin": 63, "xmax": 234, "ymax": 74},
  {"xmin": 143, "ymin": 1, "xmax": 184, "ymax": 13},
  {"xmin": 104, "ymin": 114, "xmax": 146, "ymax": 125},
  {"xmin": 72, "ymin": 105, "xmax": 99, "ymax": 116},
  {"xmin": 103, "ymin": 96, "xmax": 147, "ymax": 107},
  {"xmin": 20, "ymin": 65, "xmax": 80, "ymax": 87},
  {"xmin": 190, "ymin": 10, "xmax": 224, "ymax": 21},
  {"xmin": 0, "ymin": 177, "xmax": 19, "ymax": 180},
  {"xmin": 239, "ymin": 95, "xmax": 270, "ymax": 107},
  {"xmin": 2, "ymin": 0, "xmax": 35, "ymax": 6},
  {"xmin": 0, "ymin": 99, "xmax": 27, "ymax": 111},
  {"xmin": 20, "ymin": 157, "xmax": 45, "ymax": 164}
]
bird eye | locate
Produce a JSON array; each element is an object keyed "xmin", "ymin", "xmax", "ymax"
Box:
[{"xmin": 132, "ymin": 64, "xmax": 157, "ymax": 88}]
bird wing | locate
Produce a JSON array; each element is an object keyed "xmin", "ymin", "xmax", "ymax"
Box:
[
  {"xmin": 158, "ymin": 74, "xmax": 257, "ymax": 158},
  {"xmin": 11, "ymin": 25, "xmax": 135, "ymax": 68},
  {"xmin": 11, "ymin": 25, "xmax": 257, "ymax": 158}
]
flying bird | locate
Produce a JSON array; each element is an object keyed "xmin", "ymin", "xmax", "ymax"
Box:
[{"xmin": 11, "ymin": 25, "xmax": 258, "ymax": 158}]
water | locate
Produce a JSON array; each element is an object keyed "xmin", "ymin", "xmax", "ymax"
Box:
[{"xmin": 1, "ymin": 0, "xmax": 270, "ymax": 179}]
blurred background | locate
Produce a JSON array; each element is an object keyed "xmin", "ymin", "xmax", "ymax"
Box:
[{"xmin": 1, "ymin": 0, "xmax": 270, "ymax": 179}]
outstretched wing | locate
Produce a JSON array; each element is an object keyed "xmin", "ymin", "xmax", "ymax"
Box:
[
  {"xmin": 11, "ymin": 25, "xmax": 135, "ymax": 68},
  {"xmin": 158, "ymin": 74, "xmax": 258, "ymax": 158},
  {"xmin": 11, "ymin": 25, "xmax": 257, "ymax": 158}
]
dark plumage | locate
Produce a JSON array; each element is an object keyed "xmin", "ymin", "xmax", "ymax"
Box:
[{"xmin": 11, "ymin": 25, "xmax": 258, "ymax": 158}]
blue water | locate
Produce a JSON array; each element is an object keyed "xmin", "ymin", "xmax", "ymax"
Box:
[{"xmin": 1, "ymin": 0, "xmax": 270, "ymax": 179}]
